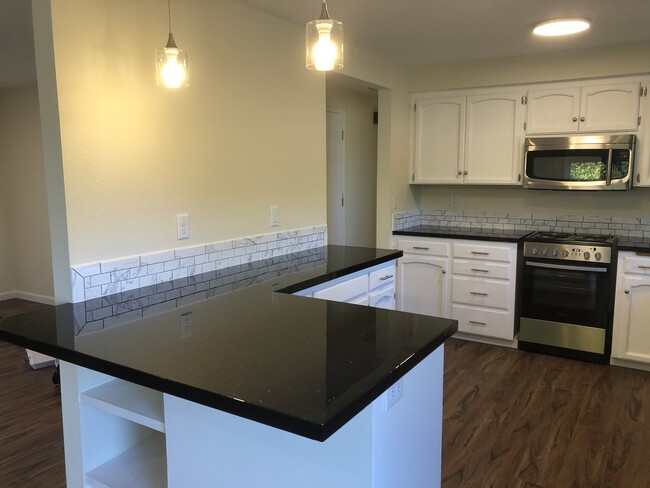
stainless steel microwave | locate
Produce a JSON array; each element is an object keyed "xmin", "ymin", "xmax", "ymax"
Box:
[{"xmin": 523, "ymin": 135, "xmax": 635, "ymax": 190}]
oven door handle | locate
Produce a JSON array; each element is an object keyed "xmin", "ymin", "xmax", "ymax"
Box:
[
  {"xmin": 606, "ymin": 148, "xmax": 613, "ymax": 186},
  {"xmin": 525, "ymin": 261, "xmax": 608, "ymax": 273}
]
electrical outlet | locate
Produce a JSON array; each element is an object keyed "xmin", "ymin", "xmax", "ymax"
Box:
[
  {"xmin": 180, "ymin": 312, "xmax": 193, "ymax": 338},
  {"xmin": 177, "ymin": 214, "xmax": 190, "ymax": 240},
  {"xmin": 450, "ymin": 194, "xmax": 460, "ymax": 207},
  {"xmin": 385, "ymin": 378, "xmax": 404, "ymax": 410},
  {"xmin": 270, "ymin": 206, "xmax": 279, "ymax": 227}
]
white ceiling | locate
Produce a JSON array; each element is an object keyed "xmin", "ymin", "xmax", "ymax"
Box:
[
  {"xmin": 237, "ymin": 0, "xmax": 650, "ymax": 67},
  {"xmin": 0, "ymin": 0, "xmax": 36, "ymax": 88},
  {"xmin": 2, "ymin": 0, "xmax": 650, "ymax": 89}
]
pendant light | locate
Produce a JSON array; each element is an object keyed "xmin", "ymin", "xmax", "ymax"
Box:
[
  {"xmin": 306, "ymin": 0, "xmax": 343, "ymax": 71},
  {"xmin": 156, "ymin": 0, "xmax": 189, "ymax": 88}
]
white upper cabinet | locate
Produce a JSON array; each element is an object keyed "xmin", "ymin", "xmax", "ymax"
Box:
[
  {"xmin": 412, "ymin": 96, "xmax": 465, "ymax": 184},
  {"xmin": 526, "ymin": 81, "xmax": 641, "ymax": 135},
  {"xmin": 632, "ymin": 78, "xmax": 650, "ymax": 186},
  {"xmin": 411, "ymin": 90, "xmax": 524, "ymax": 185},
  {"xmin": 525, "ymin": 87, "xmax": 580, "ymax": 134},
  {"xmin": 465, "ymin": 92, "xmax": 524, "ymax": 184}
]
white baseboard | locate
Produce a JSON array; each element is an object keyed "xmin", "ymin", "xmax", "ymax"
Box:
[
  {"xmin": 610, "ymin": 357, "xmax": 650, "ymax": 372},
  {"xmin": 0, "ymin": 290, "xmax": 56, "ymax": 306}
]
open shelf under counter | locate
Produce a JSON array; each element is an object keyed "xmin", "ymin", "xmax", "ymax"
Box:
[
  {"xmin": 85, "ymin": 433, "xmax": 167, "ymax": 488},
  {"xmin": 81, "ymin": 378, "xmax": 165, "ymax": 432}
]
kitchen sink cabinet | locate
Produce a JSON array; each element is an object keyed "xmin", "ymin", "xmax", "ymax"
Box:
[
  {"xmin": 411, "ymin": 90, "xmax": 524, "ymax": 186},
  {"xmin": 525, "ymin": 81, "xmax": 642, "ymax": 135},
  {"xmin": 612, "ymin": 252, "xmax": 650, "ymax": 368}
]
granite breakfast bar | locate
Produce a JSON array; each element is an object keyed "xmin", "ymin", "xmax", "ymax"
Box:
[{"xmin": 0, "ymin": 246, "xmax": 457, "ymax": 488}]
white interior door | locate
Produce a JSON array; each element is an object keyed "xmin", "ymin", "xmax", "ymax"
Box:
[{"xmin": 326, "ymin": 109, "xmax": 345, "ymax": 245}]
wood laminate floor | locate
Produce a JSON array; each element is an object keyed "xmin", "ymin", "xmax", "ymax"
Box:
[
  {"xmin": 443, "ymin": 337, "xmax": 650, "ymax": 488},
  {"xmin": 1, "ymin": 299, "xmax": 650, "ymax": 487}
]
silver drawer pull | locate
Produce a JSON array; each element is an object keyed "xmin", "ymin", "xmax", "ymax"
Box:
[
  {"xmin": 470, "ymin": 292, "xmax": 488, "ymax": 297},
  {"xmin": 379, "ymin": 275, "xmax": 394, "ymax": 281},
  {"xmin": 638, "ymin": 266, "xmax": 650, "ymax": 270},
  {"xmin": 471, "ymin": 251, "xmax": 490, "ymax": 256},
  {"xmin": 469, "ymin": 320, "xmax": 487, "ymax": 326},
  {"xmin": 413, "ymin": 246, "xmax": 430, "ymax": 250},
  {"xmin": 625, "ymin": 289, "xmax": 630, "ymax": 294},
  {"xmin": 471, "ymin": 268, "xmax": 489, "ymax": 273}
]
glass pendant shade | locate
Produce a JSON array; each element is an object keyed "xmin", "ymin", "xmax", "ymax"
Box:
[
  {"xmin": 156, "ymin": 33, "xmax": 189, "ymax": 88},
  {"xmin": 306, "ymin": 1, "xmax": 343, "ymax": 71}
]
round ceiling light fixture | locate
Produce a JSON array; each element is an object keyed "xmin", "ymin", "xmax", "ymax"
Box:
[{"xmin": 533, "ymin": 18, "xmax": 591, "ymax": 37}]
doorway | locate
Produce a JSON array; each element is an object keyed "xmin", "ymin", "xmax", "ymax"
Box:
[{"xmin": 325, "ymin": 74, "xmax": 378, "ymax": 247}]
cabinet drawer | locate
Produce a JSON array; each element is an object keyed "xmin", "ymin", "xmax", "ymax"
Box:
[
  {"xmin": 396, "ymin": 239, "xmax": 449, "ymax": 257},
  {"xmin": 452, "ymin": 304, "xmax": 514, "ymax": 340},
  {"xmin": 623, "ymin": 257, "xmax": 650, "ymax": 275},
  {"xmin": 369, "ymin": 264, "xmax": 396, "ymax": 291},
  {"xmin": 451, "ymin": 276, "xmax": 510, "ymax": 309},
  {"xmin": 313, "ymin": 275, "xmax": 368, "ymax": 302},
  {"xmin": 369, "ymin": 287, "xmax": 395, "ymax": 310},
  {"xmin": 453, "ymin": 242, "xmax": 513, "ymax": 262},
  {"xmin": 452, "ymin": 260, "xmax": 510, "ymax": 280}
]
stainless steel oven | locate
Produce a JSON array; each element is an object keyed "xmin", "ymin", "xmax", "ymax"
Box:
[
  {"xmin": 524, "ymin": 135, "xmax": 635, "ymax": 190},
  {"xmin": 518, "ymin": 232, "xmax": 618, "ymax": 363}
]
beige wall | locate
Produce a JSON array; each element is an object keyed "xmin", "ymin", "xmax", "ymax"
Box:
[
  {"xmin": 326, "ymin": 76, "xmax": 378, "ymax": 247},
  {"xmin": 0, "ymin": 85, "xmax": 54, "ymax": 300},
  {"xmin": 408, "ymin": 42, "xmax": 650, "ymax": 216},
  {"xmin": 47, "ymin": 0, "xmax": 327, "ymax": 265},
  {"xmin": 0, "ymin": 147, "xmax": 15, "ymax": 296}
]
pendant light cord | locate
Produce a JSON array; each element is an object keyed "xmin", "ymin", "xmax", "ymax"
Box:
[{"xmin": 168, "ymin": 0, "xmax": 172, "ymax": 34}]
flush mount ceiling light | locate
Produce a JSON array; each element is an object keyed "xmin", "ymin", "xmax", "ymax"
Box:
[
  {"xmin": 533, "ymin": 18, "xmax": 591, "ymax": 37},
  {"xmin": 306, "ymin": 0, "xmax": 344, "ymax": 71},
  {"xmin": 156, "ymin": 0, "xmax": 189, "ymax": 88}
]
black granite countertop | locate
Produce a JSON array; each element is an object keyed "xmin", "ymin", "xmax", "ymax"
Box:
[
  {"xmin": 0, "ymin": 245, "xmax": 457, "ymax": 441},
  {"xmin": 617, "ymin": 238, "xmax": 650, "ymax": 253},
  {"xmin": 393, "ymin": 225, "xmax": 530, "ymax": 242}
]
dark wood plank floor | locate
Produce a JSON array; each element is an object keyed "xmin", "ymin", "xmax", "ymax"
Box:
[
  {"xmin": 2, "ymin": 299, "xmax": 650, "ymax": 487},
  {"xmin": 443, "ymin": 337, "xmax": 650, "ymax": 488},
  {"xmin": 0, "ymin": 299, "xmax": 65, "ymax": 488}
]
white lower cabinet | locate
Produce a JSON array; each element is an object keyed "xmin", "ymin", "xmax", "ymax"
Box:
[
  {"xmin": 396, "ymin": 254, "xmax": 449, "ymax": 317},
  {"xmin": 612, "ymin": 252, "xmax": 650, "ymax": 366},
  {"xmin": 295, "ymin": 261, "xmax": 396, "ymax": 310},
  {"xmin": 395, "ymin": 236, "xmax": 517, "ymax": 343}
]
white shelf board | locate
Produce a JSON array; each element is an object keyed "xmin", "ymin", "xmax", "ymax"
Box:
[
  {"xmin": 81, "ymin": 379, "xmax": 165, "ymax": 432},
  {"xmin": 85, "ymin": 434, "xmax": 167, "ymax": 488}
]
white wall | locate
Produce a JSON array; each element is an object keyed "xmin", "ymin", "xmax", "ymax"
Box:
[
  {"xmin": 326, "ymin": 75, "xmax": 378, "ymax": 247},
  {"xmin": 407, "ymin": 42, "xmax": 650, "ymax": 216},
  {"xmin": 0, "ymin": 85, "xmax": 54, "ymax": 301},
  {"xmin": 44, "ymin": 0, "xmax": 327, "ymax": 266}
]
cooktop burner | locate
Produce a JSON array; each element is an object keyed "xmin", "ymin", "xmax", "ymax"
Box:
[{"xmin": 527, "ymin": 231, "xmax": 614, "ymax": 244}]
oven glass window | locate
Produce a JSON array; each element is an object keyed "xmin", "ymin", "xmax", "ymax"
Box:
[
  {"xmin": 526, "ymin": 149, "xmax": 609, "ymax": 182},
  {"xmin": 522, "ymin": 262, "xmax": 610, "ymax": 328},
  {"xmin": 610, "ymin": 149, "xmax": 631, "ymax": 180}
]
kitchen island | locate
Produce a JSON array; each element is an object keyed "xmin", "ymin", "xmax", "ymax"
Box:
[{"xmin": 0, "ymin": 245, "xmax": 457, "ymax": 488}]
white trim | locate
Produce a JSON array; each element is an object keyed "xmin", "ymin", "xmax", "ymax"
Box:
[
  {"xmin": 610, "ymin": 357, "xmax": 650, "ymax": 372},
  {"xmin": 0, "ymin": 291, "xmax": 16, "ymax": 301},
  {"xmin": 13, "ymin": 291, "xmax": 57, "ymax": 306}
]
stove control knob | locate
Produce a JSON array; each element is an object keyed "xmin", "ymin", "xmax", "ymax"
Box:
[
  {"xmin": 552, "ymin": 249, "xmax": 559, "ymax": 257},
  {"xmin": 595, "ymin": 252, "xmax": 602, "ymax": 261},
  {"xmin": 584, "ymin": 251, "xmax": 591, "ymax": 260},
  {"xmin": 532, "ymin": 247, "xmax": 538, "ymax": 255},
  {"xmin": 542, "ymin": 248, "xmax": 548, "ymax": 256},
  {"xmin": 562, "ymin": 250, "xmax": 570, "ymax": 257}
]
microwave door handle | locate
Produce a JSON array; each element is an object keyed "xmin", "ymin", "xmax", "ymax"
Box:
[{"xmin": 606, "ymin": 148, "xmax": 613, "ymax": 186}]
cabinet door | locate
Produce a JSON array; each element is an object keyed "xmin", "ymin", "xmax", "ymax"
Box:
[
  {"xmin": 412, "ymin": 96, "xmax": 465, "ymax": 184},
  {"xmin": 613, "ymin": 275, "xmax": 650, "ymax": 363},
  {"xmin": 396, "ymin": 255, "xmax": 449, "ymax": 317},
  {"xmin": 635, "ymin": 80, "xmax": 650, "ymax": 186},
  {"xmin": 369, "ymin": 286, "xmax": 395, "ymax": 310},
  {"xmin": 465, "ymin": 92, "xmax": 525, "ymax": 185},
  {"xmin": 526, "ymin": 87, "xmax": 580, "ymax": 135},
  {"xmin": 579, "ymin": 82, "xmax": 640, "ymax": 133}
]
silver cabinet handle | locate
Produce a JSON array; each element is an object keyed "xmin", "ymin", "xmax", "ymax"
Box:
[
  {"xmin": 580, "ymin": 116, "xmax": 585, "ymax": 122},
  {"xmin": 625, "ymin": 289, "xmax": 630, "ymax": 294},
  {"xmin": 464, "ymin": 170, "xmax": 468, "ymax": 175},
  {"xmin": 471, "ymin": 268, "xmax": 489, "ymax": 273},
  {"xmin": 458, "ymin": 170, "xmax": 463, "ymax": 175},
  {"xmin": 471, "ymin": 251, "xmax": 489, "ymax": 256},
  {"xmin": 469, "ymin": 320, "xmax": 487, "ymax": 326},
  {"xmin": 572, "ymin": 116, "xmax": 578, "ymax": 122},
  {"xmin": 379, "ymin": 275, "xmax": 394, "ymax": 281},
  {"xmin": 442, "ymin": 269, "xmax": 447, "ymax": 274},
  {"xmin": 413, "ymin": 246, "xmax": 429, "ymax": 251},
  {"xmin": 638, "ymin": 266, "xmax": 650, "ymax": 270},
  {"xmin": 470, "ymin": 292, "xmax": 488, "ymax": 297}
]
